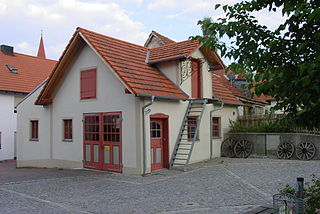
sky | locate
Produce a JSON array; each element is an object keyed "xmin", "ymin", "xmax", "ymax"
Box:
[{"xmin": 0, "ymin": 0, "xmax": 286, "ymax": 64}]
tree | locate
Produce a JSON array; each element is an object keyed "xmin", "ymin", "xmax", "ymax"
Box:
[{"xmin": 193, "ymin": 0, "xmax": 320, "ymax": 128}]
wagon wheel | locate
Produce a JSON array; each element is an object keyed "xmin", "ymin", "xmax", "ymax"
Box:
[
  {"xmin": 221, "ymin": 138, "xmax": 236, "ymax": 158},
  {"xmin": 234, "ymin": 139, "xmax": 253, "ymax": 158},
  {"xmin": 296, "ymin": 142, "xmax": 316, "ymax": 160},
  {"xmin": 277, "ymin": 142, "xmax": 295, "ymax": 159}
]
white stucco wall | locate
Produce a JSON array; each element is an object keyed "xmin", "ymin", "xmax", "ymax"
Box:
[
  {"xmin": 156, "ymin": 61, "xmax": 179, "ymax": 84},
  {"xmin": 16, "ymin": 84, "xmax": 52, "ymax": 165},
  {"xmin": 211, "ymin": 105, "xmax": 238, "ymax": 157},
  {"xmin": 50, "ymin": 44, "xmax": 140, "ymax": 173},
  {"xmin": 0, "ymin": 93, "xmax": 16, "ymax": 161},
  {"xmin": 178, "ymin": 49, "xmax": 212, "ymax": 99},
  {"xmin": 143, "ymin": 100, "xmax": 238, "ymax": 173},
  {"xmin": 17, "ymin": 44, "xmax": 141, "ymax": 173}
]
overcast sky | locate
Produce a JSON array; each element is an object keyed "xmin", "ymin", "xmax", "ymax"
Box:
[{"xmin": 0, "ymin": 0, "xmax": 286, "ymax": 64}]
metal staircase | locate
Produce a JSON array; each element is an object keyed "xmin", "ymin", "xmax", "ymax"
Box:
[{"xmin": 169, "ymin": 99, "xmax": 207, "ymax": 171}]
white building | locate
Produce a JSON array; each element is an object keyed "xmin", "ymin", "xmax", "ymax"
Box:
[
  {"xmin": 16, "ymin": 28, "xmax": 244, "ymax": 174},
  {"xmin": 0, "ymin": 40, "xmax": 56, "ymax": 161}
]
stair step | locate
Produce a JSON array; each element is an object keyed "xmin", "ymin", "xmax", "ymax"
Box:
[
  {"xmin": 188, "ymin": 110, "xmax": 202, "ymax": 113},
  {"xmin": 178, "ymin": 148, "xmax": 191, "ymax": 150},
  {"xmin": 175, "ymin": 158, "xmax": 188, "ymax": 160},
  {"xmin": 173, "ymin": 163, "xmax": 185, "ymax": 166},
  {"xmin": 176, "ymin": 153, "xmax": 188, "ymax": 155}
]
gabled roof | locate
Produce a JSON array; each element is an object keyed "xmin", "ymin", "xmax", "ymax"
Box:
[
  {"xmin": 0, "ymin": 50, "xmax": 56, "ymax": 94},
  {"xmin": 148, "ymin": 40, "xmax": 200, "ymax": 64},
  {"xmin": 212, "ymin": 72, "xmax": 243, "ymax": 105},
  {"xmin": 144, "ymin": 31, "xmax": 176, "ymax": 47},
  {"xmin": 36, "ymin": 27, "xmax": 188, "ymax": 105},
  {"xmin": 213, "ymin": 69, "xmax": 267, "ymax": 105}
]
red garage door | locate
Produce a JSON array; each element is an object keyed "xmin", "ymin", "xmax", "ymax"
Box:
[{"xmin": 83, "ymin": 112, "xmax": 122, "ymax": 172}]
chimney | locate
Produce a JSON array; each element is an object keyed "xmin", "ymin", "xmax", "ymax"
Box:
[{"xmin": 1, "ymin": 45, "xmax": 14, "ymax": 56}]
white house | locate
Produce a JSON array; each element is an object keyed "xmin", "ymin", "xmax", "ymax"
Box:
[
  {"xmin": 0, "ymin": 40, "xmax": 56, "ymax": 161},
  {"xmin": 16, "ymin": 28, "xmax": 243, "ymax": 174}
]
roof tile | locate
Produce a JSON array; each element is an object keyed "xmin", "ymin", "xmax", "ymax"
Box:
[
  {"xmin": 78, "ymin": 28, "xmax": 187, "ymax": 99},
  {"xmin": 0, "ymin": 51, "xmax": 56, "ymax": 93}
]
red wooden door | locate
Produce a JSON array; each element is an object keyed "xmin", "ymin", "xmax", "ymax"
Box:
[
  {"xmin": 150, "ymin": 119, "xmax": 164, "ymax": 170},
  {"xmin": 191, "ymin": 60, "xmax": 202, "ymax": 98},
  {"xmin": 101, "ymin": 112, "xmax": 122, "ymax": 172},
  {"xmin": 83, "ymin": 113, "xmax": 101, "ymax": 169},
  {"xmin": 83, "ymin": 112, "xmax": 122, "ymax": 172}
]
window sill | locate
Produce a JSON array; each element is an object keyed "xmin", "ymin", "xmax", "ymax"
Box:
[
  {"xmin": 212, "ymin": 136, "xmax": 222, "ymax": 139},
  {"xmin": 63, "ymin": 139, "xmax": 73, "ymax": 142},
  {"xmin": 29, "ymin": 139, "xmax": 39, "ymax": 142}
]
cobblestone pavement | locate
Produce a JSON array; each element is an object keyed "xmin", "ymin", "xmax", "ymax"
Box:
[{"xmin": 0, "ymin": 158, "xmax": 319, "ymax": 214}]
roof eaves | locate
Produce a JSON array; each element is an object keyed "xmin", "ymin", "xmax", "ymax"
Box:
[
  {"xmin": 136, "ymin": 93, "xmax": 188, "ymax": 100},
  {"xmin": 148, "ymin": 55, "xmax": 187, "ymax": 64},
  {"xmin": 238, "ymin": 97, "xmax": 267, "ymax": 106}
]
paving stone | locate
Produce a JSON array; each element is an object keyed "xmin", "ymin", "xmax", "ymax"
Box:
[{"xmin": 0, "ymin": 158, "xmax": 319, "ymax": 213}]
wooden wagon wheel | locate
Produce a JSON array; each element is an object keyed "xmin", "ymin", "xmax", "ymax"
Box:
[
  {"xmin": 277, "ymin": 142, "xmax": 295, "ymax": 159},
  {"xmin": 221, "ymin": 138, "xmax": 236, "ymax": 158},
  {"xmin": 296, "ymin": 142, "xmax": 316, "ymax": 160},
  {"xmin": 234, "ymin": 139, "xmax": 253, "ymax": 158}
]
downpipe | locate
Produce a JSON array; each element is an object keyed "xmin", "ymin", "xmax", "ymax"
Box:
[
  {"xmin": 142, "ymin": 96, "xmax": 155, "ymax": 176},
  {"xmin": 210, "ymin": 102, "xmax": 224, "ymax": 159}
]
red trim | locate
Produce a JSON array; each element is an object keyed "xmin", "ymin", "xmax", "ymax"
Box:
[
  {"xmin": 212, "ymin": 117, "xmax": 221, "ymax": 137},
  {"xmin": 83, "ymin": 112, "xmax": 122, "ymax": 173},
  {"xmin": 191, "ymin": 60, "xmax": 202, "ymax": 98},
  {"xmin": 31, "ymin": 120, "xmax": 38, "ymax": 140},
  {"xmin": 80, "ymin": 69, "xmax": 96, "ymax": 100},
  {"xmin": 40, "ymin": 98, "xmax": 53, "ymax": 103},
  {"xmin": 150, "ymin": 114, "xmax": 169, "ymax": 170},
  {"xmin": 150, "ymin": 113, "xmax": 169, "ymax": 118}
]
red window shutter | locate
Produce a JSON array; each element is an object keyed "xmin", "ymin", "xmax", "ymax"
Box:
[
  {"xmin": 81, "ymin": 69, "xmax": 96, "ymax": 99},
  {"xmin": 191, "ymin": 60, "xmax": 201, "ymax": 98},
  {"xmin": 64, "ymin": 119, "xmax": 72, "ymax": 140},
  {"xmin": 31, "ymin": 120, "xmax": 38, "ymax": 139}
]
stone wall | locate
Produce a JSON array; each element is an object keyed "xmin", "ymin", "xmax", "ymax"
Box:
[{"xmin": 225, "ymin": 133, "xmax": 320, "ymax": 160}]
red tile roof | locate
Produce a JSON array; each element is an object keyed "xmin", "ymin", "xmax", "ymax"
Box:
[
  {"xmin": 151, "ymin": 31, "xmax": 176, "ymax": 45},
  {"xmin": 149, "ymin": 40, "xmax": 200, "ymax": 64},
  {"xmin": 0, "ymin": 50, "xmax": 56, "ymax": 93},
  {"xmin": 212, "ymin": 73, "xmax": 243, "ymax": 105},
  {"xmin": 79, "ymin": 28, "xmax": 188, "ymax": 99}
]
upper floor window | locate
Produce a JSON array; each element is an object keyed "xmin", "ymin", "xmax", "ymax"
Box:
[
  {"xmin": 63, "ymin": 119, "xmax": 73, "ymax": 141},
  {"xmin": 80, "ymin": 69, "xmax": 96, "ymax": 100},
  {"xmin": 212, "ymin": 117, "xmax": 221, "ymax": 138},
  {"xmin": 0, "ymin": 132, "xmax": 2, "ymax": 149},
  {"xmin": 30, "ymin": 120, "xmax": 38, "ymax": 141}
]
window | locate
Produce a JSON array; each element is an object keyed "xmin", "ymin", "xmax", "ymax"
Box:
[
  {"xmin": 212, "ymin": 117, "xmax": 221, "ymax": 138},
  {"xmin": 80, "ymin": 69, "xmax": 96, "ymax": 100},
  {"xmin": 150, "ymin": 122, "xmax": 161, "ymax": 139},
  {"xmin": 0, "ymin": 132, "xmax": 1, "ymax": 149},
  {"xmin": 30, "ymin": 120, "xmax": 38, "ymax": 140},
  {"xmin": 63, "ymin": 119, "xmax": 72, "ymax": 141},
  {"xmin": 187, "ymin": 116, "xmax": 199, "ymax": 141}
]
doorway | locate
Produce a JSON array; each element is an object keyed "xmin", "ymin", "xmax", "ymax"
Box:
[
  {"xmin": 150, "ymin": 114, "xmax": 169, "ymax": 171},
  {"xmin": 83, "ymin": 112, "xmax": 122, "ymax": 172}
]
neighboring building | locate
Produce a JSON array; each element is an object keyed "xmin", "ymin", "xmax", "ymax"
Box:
[
  {"xmin": 16, "ymin": 28, "xmax": 242, "ymax": 174},
  {"xmin": 0, "ymin": 36, "xmax": 56, "ymax": 161},
  {"xmin": 212, "ymin": 70, "xmax": 267, "ymax": 116}
]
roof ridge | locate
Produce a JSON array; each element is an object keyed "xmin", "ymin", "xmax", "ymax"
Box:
[
  {"xmin": 149, "ymin": 39, "xmax": 199, "ymax": 50},
  {"xmin": 77, "ymin": 27, "xmax": 147, "ymax": 50},
  {"xmin": 151, "ymin": 31, "xmax": 175, "ymax": 43},
  {"xmin": 14, "ymin": 52, "xmax": 57, "ymax": 62}
]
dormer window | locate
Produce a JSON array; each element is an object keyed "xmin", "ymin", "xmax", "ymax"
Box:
[{"xmin": 6, "ymin": 64, "xmax": 17, "ymax": 74}]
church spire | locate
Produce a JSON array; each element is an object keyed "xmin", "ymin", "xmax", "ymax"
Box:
[{"xmin": 37, "ymin": 31, "xmax": 46, "ymax": 59}]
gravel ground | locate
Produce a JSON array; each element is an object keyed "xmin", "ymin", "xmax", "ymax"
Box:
[{"xmin": 0, "ymin": 158, "xmax": 319, "ymax": 214}]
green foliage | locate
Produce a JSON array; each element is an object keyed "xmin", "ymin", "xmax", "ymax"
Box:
[
  {"xmin": 305, "ymin": 175, "xmax": 320, "ymax": 213},
  {"xmin": 279, "ymin": 176, "xmax": 320, "ymax": 214},
  {"xmin": 192, "ymin": 0, "xmax": 320, "ymax": 128},
  {"xmin": 229, "ymin": 120, "xmax": 290, "ymax": 133}
]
